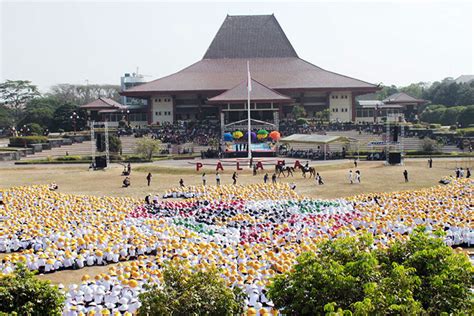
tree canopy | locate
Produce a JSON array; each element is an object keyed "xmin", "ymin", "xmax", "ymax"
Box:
[
  {"xmin": 135, "ymin": 138, "xmax": 162, "ymax": 160},
  {"xmin": 0, "ymin": 264, "xmax": 65, "ymax": 315},
  {"xmin": 268, "ymin": 228, "xmax": 473, "ymax": 315},
  {"xmin": 0, "ymin": 80, "xmax": 40, "ymax": 125},
  {"xmin": 138, "ymin": 263, "xmax": 245, "ymax": 316},
  {"xmin": 48, "ymin": 83, "xmax": 121, "ymax": 105}
]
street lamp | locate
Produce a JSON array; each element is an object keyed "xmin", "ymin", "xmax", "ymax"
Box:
[
  {"xmin": 19, "ymin": 125, "xmax": 30, "ymax": 136},
  {"xmin": 70, "ymin": 112, "xmax": 79, "ymax": 135},
  {"xmin": 126, "ymin": 109, "xmax": 130, "ymax": 126}
]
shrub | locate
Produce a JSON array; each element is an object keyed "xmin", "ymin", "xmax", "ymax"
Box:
[
  {"xmin": 55, "ymin": 155, "xmax": 83, "ymax": 161},
  {"xmin": 97, "ymin": 133, "xmax": 122, "ymax": 153},
  {"xmin": 457, "ymin": 127, "xmax": 474, "ymax": 137},
  {"xmin": 421, "ymin": 138, "xmax": 441, "ymax": 153},
  {"xmin": 9, "ymin": 136, "xmax": 48, "ymax": 147},
  {"xmin": 138, "ymin": 263, "xmax": 244, "ymax": 316},
  {"xmin": 296, "ymin": 117, "xmax": 308, "ymax": 126},
  {"xmin": 136, "ymin": 138, "xmax": 162, "ymax": 161},
  {"xmin": 292, "ymin": 105, "xmax": 306, "ymax": 118},
  {"xmin": 0, "ymin": 264, "xmax": 65, "ymax": 315},
  {"xmin": 268, "ymin": 228, "xmax": 473, "ymax": 315},
  {"xmin": 26, "ymin": 123, "xmax": 44, "ymax": 136},
  {"xmin": 108, "ymin": 134, "xmax": 122, "ymax": 153}
]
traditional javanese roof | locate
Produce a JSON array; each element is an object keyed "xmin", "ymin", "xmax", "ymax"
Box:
[
  {"xmin": 208, "ymin": 78, "xmax": 292, "ymax": 103},
  {"xmin": 383, "ymin": 92, "xmax": 427, "ymax": 104},
  {"xmin": 122, "ymin": 15, "xmax": 378, "ymax": 97},
  {"xmin": 80, "ymin": 97, "xmax": 127, "ymax": 110},
  {"xmin": 204, "ymin": 14, "xmax": 298, "ymax": 59}
]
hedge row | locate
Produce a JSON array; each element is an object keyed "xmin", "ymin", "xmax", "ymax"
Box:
[{"xmin": 9, "ymin": 136, "xmax": 49, "ymax": 147}]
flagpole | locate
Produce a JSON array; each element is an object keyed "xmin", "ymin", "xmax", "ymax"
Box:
[{"xmin": 247, "ymin": 60, "xmax": 252, "ymax": 159}]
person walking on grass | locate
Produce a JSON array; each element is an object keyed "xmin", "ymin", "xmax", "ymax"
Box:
[
  {"xmin": 146, "ymin": 173, "xmax": 152, "ymax": 186},
  {"xmin": 216, "ymin": 172, "xmax": 221, "ymax": 186},
  {"xmin": 202, "ymin": 173, "xmax": 207, "ymax": 186},
  {"xmin": 263, "ymin": 173, "xmax": 269, "ymax": 184},
  {"xmin": 355, "ymin": 170, "xmax": 361, "ymax": 183},
  {"xmin": 403, "ymin": 169, "xmax": 409, "ymax": 182},
  {"xmin": 179, "ymin": 178, "xmax": 184, "ymax": 187},
  {"xmin": 348, "ymin": 170, "xmax": 354, "ymax": 184},
  {"xmin": 272, "ymin": 173, "xmax": 277, "ymax": 184},
  {"xmin": 232, "ymin": 172, "xmax": 238, "ymax": 185},
  {"xmin": 316, "ymin": 172, "xmax": 324, "ymax": 185}
]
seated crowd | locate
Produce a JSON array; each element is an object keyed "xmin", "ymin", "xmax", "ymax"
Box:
[
  {"xmin": 280, "ymin": 147, "xmax": 346, "ymax": 160},
  {"xmin": 0, "ymin": 179, "xmax": 472, "ymax": 315},
  {"xmin": 150, "ymin": 121, "xmax": 220, "ymax": 145}
]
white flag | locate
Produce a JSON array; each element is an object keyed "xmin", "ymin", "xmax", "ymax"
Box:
[{"xmin": 247, "ymin": 61, "xmax": 252, "ymax": 92}]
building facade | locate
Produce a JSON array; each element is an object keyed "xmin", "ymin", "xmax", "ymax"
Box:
[{"xmin": 121, "ymin": 14, "xmax": 380, "ymax": 127}]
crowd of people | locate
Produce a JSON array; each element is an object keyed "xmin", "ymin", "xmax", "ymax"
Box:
[
  {"xmin": 150, "ymin": 121, "xmax": 220, "ymax": 145},
  {"xmin": 280, "ymin": 147, "xmax": 346, "ymax": 160},
  {"xmin": 0, "ymin": 179, "xmax": 472, "ymax": 315}
]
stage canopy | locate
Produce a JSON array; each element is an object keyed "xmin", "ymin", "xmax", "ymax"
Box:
[{"xmin": 279, "ymin": 134, "xmax": 355, "ymax": 144}]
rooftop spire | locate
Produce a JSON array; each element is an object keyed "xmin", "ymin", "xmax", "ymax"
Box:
[{"xmin": 203, "ymin": 14, "xmax": 298, "ymax": 59}]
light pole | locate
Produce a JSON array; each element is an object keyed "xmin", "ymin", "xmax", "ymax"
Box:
[
  {"xmin": 126, "ymin": 109, "xmax": 130, "ymax": 127},
  {"xmin": 70, "ymin": 112, "xmax": 79, "ymax": 135},
  {"xmin": 19, "ymin": 125, "xmax": 30, "ymax": 136}
]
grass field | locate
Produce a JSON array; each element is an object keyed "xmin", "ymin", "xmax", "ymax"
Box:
[{"xmin": 0, "ymin": 158, "xmax": 471, "ymax": 200}]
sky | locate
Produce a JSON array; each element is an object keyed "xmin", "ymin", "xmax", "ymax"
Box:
[{"xmin": 1, "ymin": 0, "xmax": 473, "ymax": 92}]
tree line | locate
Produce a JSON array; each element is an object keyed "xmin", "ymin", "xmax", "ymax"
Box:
[
  {"xmin": 0, "ymin": 80, "xmax": 121, "ymax": 134},
  {"xmin": 360, "ymin": 77, "xmax": 474, "ymax": 127}
]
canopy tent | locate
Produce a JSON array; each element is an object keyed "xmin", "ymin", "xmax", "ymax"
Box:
[
  {"xmin": 279, "ymin": 134, "xmax": 359, "ymax": 160},
  {"xmin": 280, "ymin": 134, "xmax": 353, "ymax": 144}
]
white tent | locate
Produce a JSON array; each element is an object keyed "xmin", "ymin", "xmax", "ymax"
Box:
[{"xmin": 279, "ymin": 134, "xmax": 358, "ymax": 160}]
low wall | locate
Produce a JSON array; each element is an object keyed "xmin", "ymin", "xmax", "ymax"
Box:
[
  {"xmin": 28, "ymin": 143, "xmax": 43, "ymax": 153},
  {"xmin": 0, "ymin": 151, "xmax": 21, "ymax": 161}
]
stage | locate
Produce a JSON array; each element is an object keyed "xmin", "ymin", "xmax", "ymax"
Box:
[{"xmin": 223, "ymin": 142, "xmax": 277, "ymax": 158}]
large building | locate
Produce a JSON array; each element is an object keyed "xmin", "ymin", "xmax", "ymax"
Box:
[
  {"xmin": 121, "ymin": 14, "xmax": 380, "ymax": 129},
  {"xmin": 120, "ymin": 72, "xmax": 148, "ymax": 108}
]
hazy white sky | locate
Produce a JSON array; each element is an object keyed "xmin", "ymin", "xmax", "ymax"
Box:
[{"xmin": 1, "ymin": 0, "xmax": 473, "ymax": 92}]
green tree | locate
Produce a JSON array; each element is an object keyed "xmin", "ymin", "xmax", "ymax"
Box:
[
  {"xmin": 20, "ymin": 96, "xmax": 61, "ymax": 129},
  {"xmin": 457, "ymin": 105, "xmax": 474, "ymax": 128},
  {"xmin": 292, "ymin": 105, "xmax": 306, "ymax": 118},
  {"xmin": 400, "ymin": 82, "xmax": 426, "ymax": 100},
  {"xmin": 0, "ymin": 80, "xmax": 40, "ymax": 125},
  {"xmin": 420, "ymin": 105, "xmax": 446, "ymax": 124},
  {"xmin": 25, "ymin": 123, "xmax": 44, "ymax": 136},
  {"xmin": 268, "ymin": 229, "xmax": 473, "ymax": 316},
  {"xmin": 268, "ymin": 234, "xmax": 379, "ymax": 315},
  {"xmin": 379, "ymin": 228, "xmax": 473, "ymax": 314},
  {"xmin": 0, "ymin": 264, "xmax": 65, "ymax": 315},
  {"xmin": 98, "ymin": 134, "xmax": 122, "ymax": 153},
  {"xmin": 0, "ymin": 105, "xmax": 13, "ymax": 129},
  {"xmin": 421, "ymin": 138, "xmax": 441, "ymax": 153},
  {"xmin": 48, "ymin": 83, "xmax": 121, "ymax": 105},
  {"xmin": 51, "ymin": 102, "xmax": 86, "ymax": 132},
  {"xmin": 135, "ymin": 138, "xmax": 162, "ymax": 160},
  {"xmin": 439, "ymin": 106, "xmax": 463, "ymax": 125},
  {"xmin": 315, "ymin": 109, "xmax": 330, "ymax": 122},
  {"xmin": 138, "ymin": 263, "xmax": 244, "ymax": 316}
]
